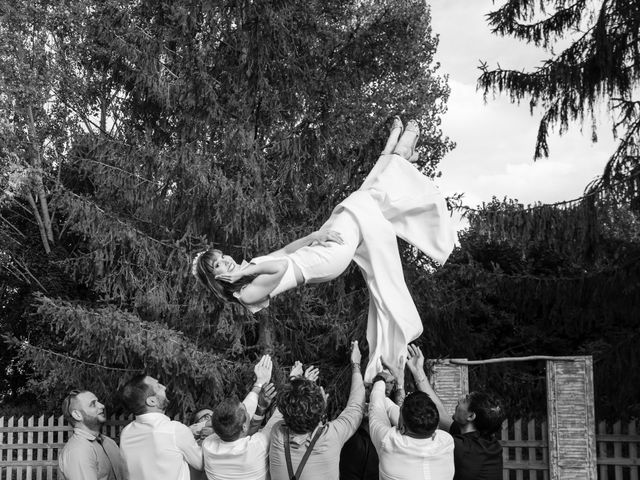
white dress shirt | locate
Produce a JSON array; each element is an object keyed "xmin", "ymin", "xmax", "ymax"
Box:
[
  {"xmin": 120, "ymin": 412, "xmax": 203, "ymax": 480},
  {"xmin": 202, "ymin": 409, "xmax": 283, "ymax": 480},
  {"xmin": 369, "ymin": 382, "xmax": 455, "ymax": 480}
]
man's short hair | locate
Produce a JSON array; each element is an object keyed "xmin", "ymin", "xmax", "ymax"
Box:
[
  {"xmin": 211, "ymin": 397, "xmax": 245, "ymax": 441},
  {"xmin": 468, "ymin": 391, "xmax": 504, "ymax": 435},
  {"xmin": 121, "ymin": 374, "xmax": 152, "ymax": 415},
  {"xmin": 61, "ymin": 390, "xmax": 88, "ymax": 425},
  {"xmin": 278, "ymin": 378, "xmax": 326, "ymax": 434},
  {"xmin": 193, "ymin": 408, "xmax": 213, "ymax": 424},
  {"xmin": 401, "ymin": 391, "xmax": 439, "ymax": 437}
]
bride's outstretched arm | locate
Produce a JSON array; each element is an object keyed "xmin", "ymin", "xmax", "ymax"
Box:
[{"xmin": 269, "ymin": 230, "xmax": 343, "ymax": 257}]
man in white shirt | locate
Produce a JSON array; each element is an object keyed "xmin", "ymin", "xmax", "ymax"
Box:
[
  {"xmin": 202, "ymin": 354, "xmax": 281, "ymax": 480},
  {"xmin": 119, "ymin": 374, "xmax": 203, "ymax": 480},
  {"xmin": 369, "ymin": 360, "xmax": 455, "ymax": 480}
]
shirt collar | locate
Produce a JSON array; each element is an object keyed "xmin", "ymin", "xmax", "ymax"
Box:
[
  {"xmin": 135, "ymin": 412, "xmax": 170, "ymax": 423},
  {"xmin": 72, "ymin": 427, "xmax": 101, "ymax": 441}
]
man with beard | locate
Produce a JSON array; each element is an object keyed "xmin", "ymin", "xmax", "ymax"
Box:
[
  {"xmin": 58, "ymin": 390, "xmax": 128, "ymax": 480},
  {"xmin": 119, "ymin": 375, "xmax": 203, "ymax": 480}
]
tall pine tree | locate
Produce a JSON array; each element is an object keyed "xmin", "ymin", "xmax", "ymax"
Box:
[{"xmin": 1, "ymin": 0, "xmax": 452, "ymax": 416}]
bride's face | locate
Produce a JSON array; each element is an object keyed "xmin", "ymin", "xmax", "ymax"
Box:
[{"xmin": 211, "ymin": 250, "xmax": 239, "ymax": 276}]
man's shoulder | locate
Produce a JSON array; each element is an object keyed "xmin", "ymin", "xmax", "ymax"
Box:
[
  {"xmin": 120, "ymin": 421, "xmax": 135, "ymax": 437},
  {"xmin": 452, "ymin": 431, "xmax": 502, "ymax": 453},
  {"xmin": 270, "ymin": 420, "xmax": 286, "ymax": 433},
  {"xmin": 168, "ymin": 418, "xmax": 191, "ymax": 429},
  {"xmin": 61, "ymin": 434, "xmax": 92, "ymax": 451},
  {"xmin": 59, "ymin": 434, "xmax": 95, "ymax": 462},
  {"xmin": 101, "ymin": 434, "xmax": 119, "ymax": 448},
  {"xmin": 248, "ymin": 429, "xmax": 273, "ymax": 449},
  {"xmin": 435, "ymin": 429, "xmax": 455, "ymax": 443},
  {"xmin": 268, "ymin": 420, "xmax": 287, "ymax": 447},
  {"xmin": 201, "ymin": 433, "xmax": 222, "ymax": 450}
]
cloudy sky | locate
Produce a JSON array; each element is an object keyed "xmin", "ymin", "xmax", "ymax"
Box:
[{"xmin": 428, "ymin": 0, "xmax": 617, "ymax": 208}]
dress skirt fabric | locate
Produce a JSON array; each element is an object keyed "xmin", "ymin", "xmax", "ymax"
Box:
[{"xmin": 289, "ymin": 154, "xmax": 456, "ymax": 382}]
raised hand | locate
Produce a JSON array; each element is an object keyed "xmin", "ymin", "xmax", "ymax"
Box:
[
  {"xmin": 289, "ymin": 360, "xmax": 304, "ymax": 379},
  {"xmin": 304, "ymin": 366, "xmax": 320, "ymax": 382},
  {"xmin": 350, "ymin": 340, "xmax": 362, "ymax": 365},
  {"xmin": 254, "ymin": 354, "xmax": 273, "ymax": 385},
  {"xmin": 381, "ymin": 356, "xmax": 404, "ymax": 383},
  {"xmin": 407, "ymin": 344, "xmax": 425, "ymax": 375},
  {"xmin": 257, "ymin": 383, "xmax": 277, "ymax": 410},
  {"xmin": 214, "ymin": 270, "xmax": 244, "ymax": 283},
  {"xmin": 320, "ymin": 386, "xmax": 329, "ymax": 404}
]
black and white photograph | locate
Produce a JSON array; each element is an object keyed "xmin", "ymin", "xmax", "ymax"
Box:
[{"xmin": 1, "ymin": 1, "xmax": 638, "ymax": 479}]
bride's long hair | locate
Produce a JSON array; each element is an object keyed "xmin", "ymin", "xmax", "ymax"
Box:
[{"xmin": 192, "ymin": 248, "xmax": 255, "ymax": 305}]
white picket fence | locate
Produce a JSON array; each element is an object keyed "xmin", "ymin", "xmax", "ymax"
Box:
[{"xmin": 1, "ymin": 416, "xmax": 638, "ymax": 479}]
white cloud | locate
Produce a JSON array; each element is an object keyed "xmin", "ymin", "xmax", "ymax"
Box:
[{"xmin": 428, "ymin": 1, "xmax": 619, "ymax": 208}]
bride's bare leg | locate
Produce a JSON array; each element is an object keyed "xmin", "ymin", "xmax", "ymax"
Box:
[
  {"xmin": 381, "ymin": 116, "xmax": 403, "ymax": 155},
  {"xmin": 393, "ymin": 119, "xmax": 420, "ymax": 162}
]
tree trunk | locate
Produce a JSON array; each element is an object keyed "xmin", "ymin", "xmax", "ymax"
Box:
[
  {"xmin": 100, "ymin": 92, "xmax": 107, "ymax": 133},
  {"xmin": 26, "ymin": 191, "xmax": 51, "ymax": 254},
  {"xmin": 27, "ymin": 105, "xmax": 54, "ymax": 246},
  {"xmin": 258, "ymin": 315, "xmax": 274, "ymax": 353}
]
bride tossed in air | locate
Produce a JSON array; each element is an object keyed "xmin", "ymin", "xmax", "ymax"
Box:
[{"xmin": 192, "ymin": 118, "xmax": 456, "ymax": 381}]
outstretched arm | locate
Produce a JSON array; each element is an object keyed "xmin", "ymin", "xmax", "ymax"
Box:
[
  {"xmin": 269, "ymin": 230, "xmax": 344, "ymax": 257},
  {"xmin": 368, "ymin": 379, "xmax": 392, "ymax": 452},
  {"xmin": 330, "ymin": 341, "xmax": 365, "ymax": 443},
  {"xmin": 407, "ymin": 344, "xmax": 452, "ymax": 430},
  {"xmin": 243, "ymin": 355, "xmax": 273, "ymax": 419},
  {"xmin": 248, "ymin": 383, "xmax": 276, "ymax": 436}
]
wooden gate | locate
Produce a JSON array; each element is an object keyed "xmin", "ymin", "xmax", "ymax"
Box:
[{"xmin": 432, "ymin": 355, "xmax": 597, "ymax": 480}]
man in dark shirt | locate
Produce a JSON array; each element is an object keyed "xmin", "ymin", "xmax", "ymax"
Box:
[
  {"xmin": 339, "ymin": 421, "xmax": 379, "ymax": 480},
  {"xmin": 406, "ymin": 344, "xmax": 505, "ymax": 480},
  {"xmin": 339, "ymin": 371, "xmax": 401, "ymax": 480}
]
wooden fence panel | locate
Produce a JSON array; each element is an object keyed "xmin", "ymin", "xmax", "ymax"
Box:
[
  {"xmin": 541, "ymin": 421, "xmax": 549, "ymax": 480},
  {"xmin": 599, "ymin": 421, "xmax": 609, "ymax": 480},
  {"xmin": 500, "ymin": 418, "xmax": 549, "ymax": 480},
  {"xmin": 25, "ymin": 416, "xmax": 34, "ymax": 480},
  {"xmin": 36, "ymin": 416, "xmax": 44, "ymax": 480},
  {"xmin": 614, "ymin": 421, "xmax": 623, "ymax": 480},
  {"xmin": 0, "ymin": 415, "xmax": 132, "ymax": 480},
  {"xmin": 631, "ymin": 421, "xmax": 638, "ymax": 480},
  {"xmin": 528, "ymin": 420, "xmax": 536, "ymax": 480},
  {"xmin": 546, "ymin": 356, "xmax": 597, "ymax": 480},
  {"xmin": 514, "ymin": 419, "xmax": 523, "ymax": 480},
  {"xmin": 46, "ymin": 416, "xmax": 55, "ymax": 480},
  {"xmin": 503, "ymin": 420, "xmax": 510, "ymax": 480},
  {"xmin": 17, "ymin": 416, "xmax": 24, "ymax": 480},
  {"xmin": 55, "ymin": 415, "xmax": 66, "ymax": 478},
  {"xmin": 4, "ymin": 417, "xmax": 13, "ymax": 480},
  {"xmin": 597, "ymin": 419, "xmax": 640, "ymax": 480}
]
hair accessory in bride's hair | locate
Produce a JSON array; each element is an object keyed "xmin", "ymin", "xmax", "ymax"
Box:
[{"xmin": 191, "ymin": 250, "xmax": 207, "ymax": 277}]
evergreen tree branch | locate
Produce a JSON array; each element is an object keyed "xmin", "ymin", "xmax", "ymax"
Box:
[
  {"xmin": 4, "ymin": 339, "xmax": 139, "ymax": 372},
  {"xmin": 488, "ymin": 0, "xmax": 587, "ymax": 48}
]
